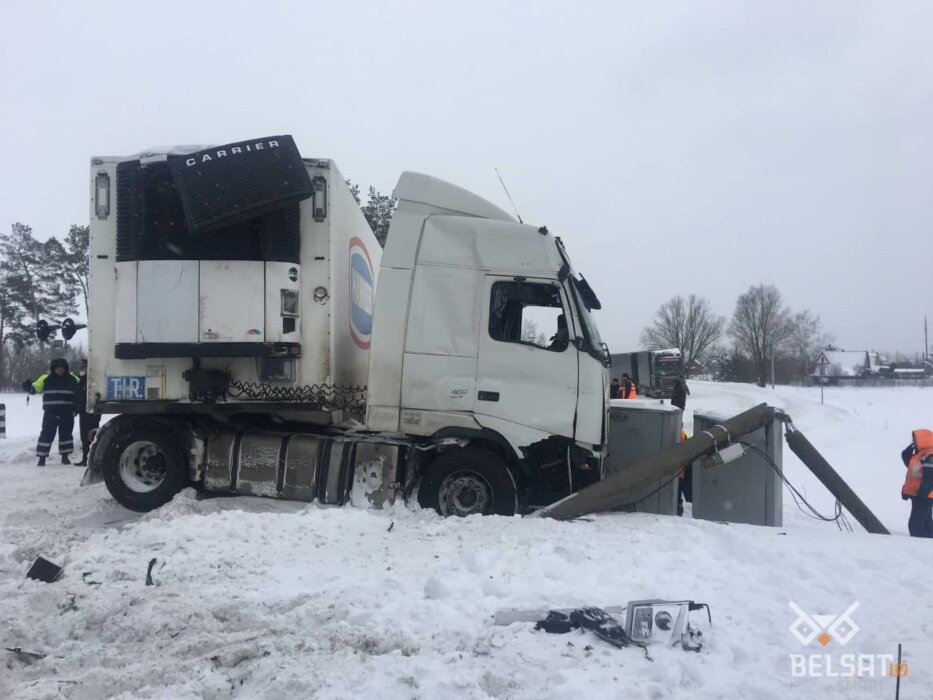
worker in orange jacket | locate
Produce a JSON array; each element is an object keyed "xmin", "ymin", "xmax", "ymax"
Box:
[
  {"xmin": 901, "ymin": 429, "xmax": 933, "ymax": 537},
  {"xmin": 621, "ymin": 373, "xmax": 637, "ymax": 399}
]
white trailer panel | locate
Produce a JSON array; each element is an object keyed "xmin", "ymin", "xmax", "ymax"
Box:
[
  {"xmin": 137, "ymin": 260, "xmax": 199, "ymax": 342},
  {"xmin": 113, "ymin": 261, "xmax": 137, "ymax": 344},
  {"xmin": 198, "ymin": 260, "xmax": 265, "ymax": 343}
]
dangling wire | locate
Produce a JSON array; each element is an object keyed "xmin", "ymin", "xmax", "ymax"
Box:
[{"xmin": 742, "ymin": 442, "xmax": 852, "ymax": 529}]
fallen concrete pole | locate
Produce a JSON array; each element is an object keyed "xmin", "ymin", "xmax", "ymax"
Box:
[
  {"xmin": 784, "ymin": 428, "xmax": 890, "ymax": 535},
  {"xmin": 534, "ymin": 403, "xmax": 776, "ymax": 521}
]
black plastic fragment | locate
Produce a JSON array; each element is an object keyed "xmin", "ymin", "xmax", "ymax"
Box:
[
  {"xmin": 26, "ymin": 556, "xmax": 62, "ymax": 583},
  {"xmin": 535, "ymin": 611, "xmax": 578, "ymax": 634}
]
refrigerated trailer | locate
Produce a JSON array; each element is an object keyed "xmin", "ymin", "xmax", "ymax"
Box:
[{"xmin": 81, "ymin": 135, "xmax": 611, "ymax": 516}]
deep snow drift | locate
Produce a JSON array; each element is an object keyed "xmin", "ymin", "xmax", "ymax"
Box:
[{"xmin": 1, "ymin": 382, "xmax": 930, "ymax": 699}]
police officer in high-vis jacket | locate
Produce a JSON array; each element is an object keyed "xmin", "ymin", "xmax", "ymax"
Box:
[
  {"xmin": 22, "ymin": 358, "xmax": 81, "ymax": 466},
  {"xmin": 901, "ymin": 429, "xmax": 933, "ymax": 538}
]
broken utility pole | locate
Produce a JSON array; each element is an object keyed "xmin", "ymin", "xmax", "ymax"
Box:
[
  {"xmin": 533, "ymin": 402, "xmax": 891, "ymax": 536},
  {"xmin": 784, "ymin": 427, "xmax": 890, "ymax": 535}
]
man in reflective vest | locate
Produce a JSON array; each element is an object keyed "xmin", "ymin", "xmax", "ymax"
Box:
[
  {"xmin": 901, "ymin": 429, "xmax": 933, "ymax": 537},
  {"xmin": 22, "ymin": 358, "xmax": 81, "ymax": 466},
  {"xmin": 621, "ymin": 373, "xmax": 638, "ymax": 399}
]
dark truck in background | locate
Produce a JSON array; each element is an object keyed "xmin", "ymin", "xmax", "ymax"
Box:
[{"xmin": 611, "ymin": 348, "xmax": 685, "ymax": 398}]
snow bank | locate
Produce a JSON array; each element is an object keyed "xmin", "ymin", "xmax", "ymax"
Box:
[{"xmin": 1, "ymin": 383, "xmax": 931, "ymax": 698}]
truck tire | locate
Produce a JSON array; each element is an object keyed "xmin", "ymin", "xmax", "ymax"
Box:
[
  {"xmin": 101, "ymin": 423, "xmax": 189, "ymax": 512},
  {"xmin": 419, "ymin": 447, "xmax": 517, "ymax": 517}
]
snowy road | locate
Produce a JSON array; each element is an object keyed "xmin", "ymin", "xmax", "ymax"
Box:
[{"xmin": 1, "ymin": 382, "xmax": 931, "ymax": 699}]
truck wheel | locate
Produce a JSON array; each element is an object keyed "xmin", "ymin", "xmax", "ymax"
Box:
[
  {"xmin": 419, "ymin": 448, "xmax": 517, "ymax": 517},
  {"xmin": 102, "ymin": 424, "xmax": 189, "ymax": 512}
]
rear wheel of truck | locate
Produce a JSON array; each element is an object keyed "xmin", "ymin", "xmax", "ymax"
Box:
[
  {"xmin": 419, "ymin": 447, "xmax": 517, "ymax": 517},
  {"xmin": 102, "ymin": 424, "xmax": 189, "ymax": 513}
]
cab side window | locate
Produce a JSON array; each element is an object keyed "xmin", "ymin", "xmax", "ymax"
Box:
[{"xmin": 488, "ymin": 281, "xmax": 568, "ymax": 352}]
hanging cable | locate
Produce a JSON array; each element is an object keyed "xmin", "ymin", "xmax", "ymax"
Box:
[{"xmin": 741, "ymin": 441, "xmax": 851, "ymax": 528}]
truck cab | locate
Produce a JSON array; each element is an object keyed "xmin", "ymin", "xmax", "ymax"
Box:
[
  {"xmin": 651, "ymin": 348, "xmax": 685, "ymax": 397},
  {"xmin": 367, "ymin": 173, "xmax": 610, "ymax": 512}
]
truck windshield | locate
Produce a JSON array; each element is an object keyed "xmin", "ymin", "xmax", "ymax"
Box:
[
  {"xmin": 569, "ymin": 277, "xmax": 610, "ymax": 367},
  {"xmin": 554, "ymin": 237, "xmax": 610, "ymax": 367},
  {"xmin": 655, "ymin": 360, "xmax": 683, "ymax": 377}
]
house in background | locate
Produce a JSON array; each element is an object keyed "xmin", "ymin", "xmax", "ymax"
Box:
[
  {"xmin": 813, "ymin": 350, "xmax": 930, "ymax": 381},
  {"xmin": 813, "ymin": 350, "xmax": 872, "ymax": 379}
]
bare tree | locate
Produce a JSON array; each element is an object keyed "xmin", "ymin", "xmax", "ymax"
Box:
[
  {"xmin": 729, "ymin": 284, "xmax": 793, "ymax": 386},
  {"xmin": 787, "ymin": 309, "xmax": 833, "ymax": 382},
  {"xmin": 520, "ymin": 318, "xmax": 547, "ymax": 347},
  {"xmin": 640, "ymin": 294, "xmax": 725, "ymax": 376},
  {"xmin": 521, "ymin": 318, "xmax": 540, "ymax": 343}
]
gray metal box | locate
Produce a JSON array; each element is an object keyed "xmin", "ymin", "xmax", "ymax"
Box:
[
  {"xmin": 691, "ymin": 412, "xmax": 783, "ymax": 527},
  {"xmin": 605, "ymin": 400, "xmax": 682, "ymax": 515}
]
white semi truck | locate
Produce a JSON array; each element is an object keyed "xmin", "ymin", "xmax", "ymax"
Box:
[{"xmin": 80, "ymin": 135, "xmax": 611, "ymax": 516}]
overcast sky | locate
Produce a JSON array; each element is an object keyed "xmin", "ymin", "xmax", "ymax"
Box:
[{"xmin": 2, "ymin": 1, "xmax": 930, "ymax": 356}]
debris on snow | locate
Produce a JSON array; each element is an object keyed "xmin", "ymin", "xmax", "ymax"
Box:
[
  {"xmin": 25, "ymin": 556, "xmax": 62, "ymax": 583},
  {"xmin": 1, "ymin": 382, "xmax": 933, "ymax": 698},
  {"xmin": 145, "ymin": 558, "xmax": 157, "ymax": 586},
  {"xmin": 5, "ymin": 647, "xmax": 46, "ymax": 662}
]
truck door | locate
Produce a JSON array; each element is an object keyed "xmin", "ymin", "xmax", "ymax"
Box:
[{"xmin": 476, "ymin": 276, "xmax": 577, "ymax": 439}]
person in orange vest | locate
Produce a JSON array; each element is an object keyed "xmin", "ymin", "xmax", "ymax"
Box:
[
  {"xmin": 621, "ymin": 373, "xmax": 637, "ymax": 399},
  {"xmin": 901, "ymin": 429, "xmax": 933, "ymax": 537}
]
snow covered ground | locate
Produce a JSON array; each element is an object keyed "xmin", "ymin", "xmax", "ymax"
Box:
[{"xmin": 1, "ymin": 382, "xmax": 930, "ymax": 699}]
